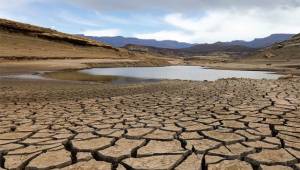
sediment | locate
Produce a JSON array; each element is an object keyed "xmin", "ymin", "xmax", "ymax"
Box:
[{"xmin": 0, "ymin": 78, "xmax": 299, "ymax": 169}]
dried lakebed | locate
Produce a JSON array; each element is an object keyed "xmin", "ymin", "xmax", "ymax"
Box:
[{"xmin": 0, "ymin": 76, "xmax": 299, "ymax": 169}]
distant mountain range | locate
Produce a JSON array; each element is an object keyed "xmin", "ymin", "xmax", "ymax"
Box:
[
  {"xmin": 124, "ymin": 43, "xmax": 256, "ymax": 58},
  {"xmin": 80, "ymin": 34, "xmax": 295, "ymax": 49},
  {"xmin": 226, "ymin": 34, "xmax": 295, "ymax": 48},
  {"xmin": 79, "ymin": 35, "xmax": 193, "ymax": 49}
]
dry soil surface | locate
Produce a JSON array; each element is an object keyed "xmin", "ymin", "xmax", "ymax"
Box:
[{"xmin": 0, "ymin": 78, "xmax": 300, "ymax": 170}]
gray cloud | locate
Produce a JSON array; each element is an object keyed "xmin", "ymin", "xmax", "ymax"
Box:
[{"xmin": 65, "ymin": 0, "xmax": 300, "ymax": 12}]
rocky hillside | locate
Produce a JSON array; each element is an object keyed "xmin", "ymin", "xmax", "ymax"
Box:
[{"xmin": 251, "ymin": 33, "xmax": 300, "ymax": 60}]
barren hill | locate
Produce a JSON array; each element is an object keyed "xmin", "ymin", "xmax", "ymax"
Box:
[
  {"xmin": 250, "ymin": 33, "xmax": 300, "ymax": 60},
  {"xmin": 0, "ymin": 19, "xmax": 175, "ymax": 74},
  {"xmin": 0, "ymin": 18, "xmax": 135, "ymax": 60},
  {"xmin": 124, "ymin": 42, "xmax": 256, "ymax": 58}
]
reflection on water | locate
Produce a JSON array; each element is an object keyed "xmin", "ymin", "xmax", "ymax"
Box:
[
  {"xmin": 108, "ymin": 77, "xmax": 160, "ymax": 85},
  {"xmin": 81, "ymin": 66, "xmax": 281, "ymax": 81},
  {"xmin": 0, "ymin": 74, "xmax": 47, "ymax": 80}
]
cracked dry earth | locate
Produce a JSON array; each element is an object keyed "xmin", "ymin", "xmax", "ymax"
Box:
[{"xmin": 0, "ymin": 78, "xmax": 300, "ymax": 170}]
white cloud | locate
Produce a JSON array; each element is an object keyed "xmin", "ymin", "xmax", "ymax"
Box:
[
  {"xmin": 1, "ymin": 0, "xmax": 300, "ymax": 43},
  {"xmin": 66, "ymin": 0, "xmax": 300, "ymax": 13},
  {"xmin": 83, "ymin": 29, "xmax": 121, "ymax": 37},
  {"xmin": 0, "ymin": 0, "xmax": 44, "ymax": 10},
  {"xmin": 135, "ymin": 30, "xmax": 193, "ymax": 42},
  {"xmin": 136, "ymin": 7, "xmax": 300, "ymax": 43}
]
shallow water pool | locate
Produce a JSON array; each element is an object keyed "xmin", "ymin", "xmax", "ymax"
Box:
[{"xmin": 81, "ymin": 66, "xmax": 281, "ymax": 81}]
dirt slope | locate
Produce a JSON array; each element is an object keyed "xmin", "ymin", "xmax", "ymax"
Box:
[
  {"xmin": 250, "ymin": 33, "xmax": 300, "ymax": 60},
  {"xmin": 0, "ymin": 18, "xmax": 135, "ymax": 60}
]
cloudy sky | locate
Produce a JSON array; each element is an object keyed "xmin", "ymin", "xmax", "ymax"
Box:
[{"xmin": 1, "ymin": 0, "xmax": 300, "ymax": 43}]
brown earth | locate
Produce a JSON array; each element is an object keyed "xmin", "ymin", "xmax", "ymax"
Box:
[
  {"xmin": 1, "ymin": 18, "xmax": 300, "ymax": 170},
  {"xmin": 0, "ymin": 18, "xmax": 175, "ymax": 75},
  {"xmin": 184, "ymin": 57, "xmax": 300, "ymax": 76},
  {"xmin": 0, "ymin": 18, "xmax": 298, "ymax": 76},
  {"xmin": 0, "ymin": 77, "xmax": 299, "ymax": 169},
  {"xmin": 250, "ymin": 33, "xmax": 300, "ymax": 60}
]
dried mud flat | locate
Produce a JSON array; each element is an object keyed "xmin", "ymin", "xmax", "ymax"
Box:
[{"xmin": 0, "ymin": 78, "xmax": 300, "ymax": 170}]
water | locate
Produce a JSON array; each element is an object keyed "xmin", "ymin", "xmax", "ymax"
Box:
[
  {"xmin": 0, "ymin": 74, "xmax": 47, "ymax": 80},
  {"xmin": 81, "ymin": 66, "xmax": 281, "ymax": 81}
]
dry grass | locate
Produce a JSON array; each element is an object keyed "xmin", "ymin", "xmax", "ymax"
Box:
[{"xmin": 0, "ymin": 31, "xmax": 130, "ymax": 59}]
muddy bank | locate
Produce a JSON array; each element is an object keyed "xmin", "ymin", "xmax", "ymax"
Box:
[{"xmin": 184, "ymin": 57, "xmax": 300, "ymax": 76}]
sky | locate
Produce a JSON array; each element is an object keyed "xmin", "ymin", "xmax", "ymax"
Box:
[{"xmin": 0, "ymin": 0, "xmax": 300, "ymax": 43}]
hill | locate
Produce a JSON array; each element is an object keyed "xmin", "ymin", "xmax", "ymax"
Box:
[
  {"xmin": 250, "ymin": 33, "xmax": 300, "ymax": 60},
  {"xmin": 81, "ymin": 34, "xmax": 294, "ymax": 49},
  {"xmin": 0, "ymin": 18, "xmax": 175, "ymax": 74},
  {"xmin": 0, "ymin": 18, "xmax": 135, "ymax": 60},
  {"xmin": 80, "ymin": 35, "xmax": 193, "ymax": 49},
  {"xmin": 124, "ymin": 42, "xmax": 256, "ymax": 58},
  {"xmin": 180, "ymin": 42, "xmax": 256, "ymax": 57},
  {"xmin": 123, "ymin": 44, "xmax": 185, "ymax": 57},
  {"xmin": 227, "ymin": 34, "xmax": 295, "ymax": 48}
]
